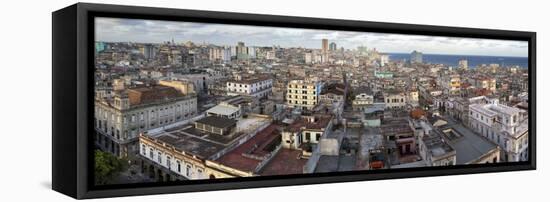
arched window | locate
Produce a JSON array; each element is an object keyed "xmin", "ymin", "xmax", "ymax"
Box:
[{"xmin": 157, "ymin": 152, "xmax": 162, "ymax": 164}]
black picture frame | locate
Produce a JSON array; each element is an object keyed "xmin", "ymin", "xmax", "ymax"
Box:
[{"xmin": 52, "ymin": 3, "xmax": 536, "ymax": 199}]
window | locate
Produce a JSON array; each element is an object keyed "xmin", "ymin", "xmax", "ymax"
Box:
[
  {"xmin": 305, "ymin": 132, "xmax": 311, "ymax": 141},
  {"xmin": 177, "ymin": 161, "xmax": 181, "ymax": 173},
  {"xmin": 157, "ymin": 152, "xmax": 162, "ymax": 164},
  {"xmin": 167, "ymin": 156, "xmax": 171, "ymax": 169},
  {"xmin": 141, "ymin": 144, "xmax": 146, "ymax": 155},
  {"xmin": 149, "ymin": 148, "xmax": 153, "ymax": 159},
  {"xmin": 186, "ymin": 165, "xmax": 191, "ymax": 177},
  {"xmin": 197, "ymin": 169, "xmax": 203, "ymax": 177}
]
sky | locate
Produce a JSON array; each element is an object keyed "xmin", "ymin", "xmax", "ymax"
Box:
[{"xmin": 95, "ymin": 17, "xmax": 528, "ymax": 57}]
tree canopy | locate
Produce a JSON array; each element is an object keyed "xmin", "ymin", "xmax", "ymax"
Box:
[{"xmin": 94, "ymin": 150, "xmax": 128, "ymax": 185}]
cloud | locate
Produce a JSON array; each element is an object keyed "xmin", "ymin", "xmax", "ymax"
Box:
[{"xmin": 95, "ymin": 17, "xmax": 528, "ymax": 57}]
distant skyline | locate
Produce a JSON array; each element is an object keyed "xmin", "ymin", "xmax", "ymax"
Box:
[{"xmin": 95, "ymin": 17, "xmax": 528, "ymax": 57}]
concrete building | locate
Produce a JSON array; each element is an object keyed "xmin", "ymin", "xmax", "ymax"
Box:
[
  {"xmin": 226, "ymin": 74, "xmax": 273, "ymax": 99},
  {"xmin": 138, "ymin": 114, "xmax": 272, "ymax": 181},
  {"xmin": 458, "ymin": 59, "xmax": 468, "ymax": 70},
  {"xmin": 419, "ymin": 130, "xmax": 456, "ymax": 166},
  {"xmin": 281, "ymin": 115, "xmax": 334, "ymax": 150},
  {"xmin": 158, "ymin": 80, "xmax": 195, "ymax": 95},
  {"xmin": 194, "ymin": 116, "xmax": 238, "ymax": 136},
  {"xmin": 352, "ymin": 87, "xmax": 374, "ymax": 111},
  {"xmin": 410, "ymin": 50, "xmax": 423, "ymax": 64},
  {"xmin": 427, "ymin": 115, "xmax": 501, "ymax": 164},
  {"xmin": 322, "ymin": 39, "xmax": 329, "ymax": 53},
  {"xmin": 287, "ymin": 80, "xmax": 322, "ymax": 110},
  {"xmin": 206, "ymin": 102, "xmax": 242, "ymax": 119},
  {"xmin": 142, "ymin": 44, "xmax": 156, "ymax": 61},
  {"xmin": 472, "ymin": 76, "xmax": 497, "ymax": 93},
  {"xmin": 469, "ymin": 103, "xmax": 528, "ymax": 162},
  {"xmin": 442, "ymin": 74, "xmax": 461, "ymax": 95},
  {"xmin": 380, "ymin": 54, "xmax": 389, "ymax": 67},
  {"xmin": 384, "ymin": 90, "xmax": 408, "ymax": 109},
  {"xmin": 94, "ymin": 85, "xmax": 198, "ymax": 157},
  {"xmin": 319, "ymin": 83, "xmax": 346, "ymax": 104},
  {"xmin": 329, "ymin": 42, "xmax": 337, "ymax": 51}
]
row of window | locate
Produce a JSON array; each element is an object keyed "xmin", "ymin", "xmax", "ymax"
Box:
[
  {"xmin": 288, "ymin": 95, "xmax": 317, "ymax": 100},
  {"xmin": 227, "ymin": 82, "xmax": 272, "ymax": 88},
  {"xmin": 288, "ymin": 90, "xmax": 316, "ymax": 95},
  {"xmin": 386, "ymin": 98, "xmax": 405, "ymax": 103},
  {"xmin": 142, "ymin": 144, "xmax": 203, "ymax": 179},
  {"xmin": 288, "ymin": 85, "xmax": 316, "ymax": 89},
  {"xmin": 96, "ymin": 101, "xmax": 196, "ymax": 124},
  {"xmin": 288, "ymin": 100, "xmax": 316, "ymax": 105}
]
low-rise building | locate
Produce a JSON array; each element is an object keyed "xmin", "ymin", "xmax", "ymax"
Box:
[
  {"xmin": 352, "ymin": 86, "xmax": 374, "ymax": 111},
  {"xmin": 419, "ymin": 130, "xmax": 456, "ymax": 166},
  {"xmin": 384, "ymin": 90, "xmax": 407, "ymax": 109},
  {"xmin": 281, "ymin": 115, "xmax": 334, "ymax": 150},
  {"xmin": 226, "ymin": 74, "xmax": 273, "ymax": 99},
  {"xmin": 194, "ymin": 116, "xmax": 237, "ymax": 136},
  {"xmin": 138, "ymin": 115, "xmax": 272, "ymax": 181},
  {"xmin": 206, "ymin": 102, "xmax": 242, "ymax": 119}
]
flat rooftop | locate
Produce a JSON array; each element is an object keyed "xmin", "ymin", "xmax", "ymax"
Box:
[
  {"xmin": 147, "ymin": 116, "xmax": 271, "ymax": 160},
  {"xmin": 195, "ymin": 116, "xmax": 237, "ymax": 129},
  {"xmin": 438, "ymin": 117, "xmax": 498, "ymax": 164},
  {"xmin": 423, "ymin": 132, "xmax": 455, "ymax": 158},
  {"xmin": 206, "ymin": 104, "xmax": 239, "ymax": 116},
  {"xmin": 227, "ymin": 74, "xmax": 272, "ymax": 84},
  {"xmin": 286, "ymin": 115, "xmax": 332, "ymax": 132},
  {"xmin": 380, "ymin": 118, "xmax": 413, "ymax": 136},
  {"xmin": 151, "ymin": 126, "xmax": 228, "ymax": 159},
  {"xmin": 315, "ymin": 155, "xmax": 357, "ymax": 173}
]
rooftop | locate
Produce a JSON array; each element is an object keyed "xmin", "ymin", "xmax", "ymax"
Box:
[
  {"xmin": 423, "ymin": 131, "xmax": 455, "ymax": 158},
  {"xmin": 206, "ymin": 104, "xmax": 240, "ymax": 116},
  {"xmin": 215, "ymin": 124, "xmax": 281, "ymax": 173},
  {"xmin": 147, "ymin": 116, "xmax": 271, "ymax": 160},
  {"xmin": 126, "ymin": 85, "xmax": 190, "ymax": 106},
  {"xmin": 437, "ymin": 117, "xmax": 498, "ymax": 164},
  {"xmin": 285, "ymin": 115, "xmax": 332, "ymax": 132},
  {"xmin": 380, "ymin": 118, "xmax": 413, "ymax": 136},
  {"xmin": 147, "ymin": 125, "xmax": 229, "ymax": 159},
  {"xmin": 259, "ymin": 148, "xmax": 307, "ymax": 176},
  {"xmin": 195, "ymin": 116, "xmax": 238, "ymax": 129},
  {"xmin": 228, "ymin": 74, "xmax": 272, "ymax": 84}
]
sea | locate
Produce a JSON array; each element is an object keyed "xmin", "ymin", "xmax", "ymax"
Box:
[{"xmin": 388, "ymin": 53, "xmax": 528, "ymax": 69}]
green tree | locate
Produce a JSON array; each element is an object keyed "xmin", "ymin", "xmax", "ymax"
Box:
[{"xmin": 94, "ymin": 150, "xmax": 129, "ymax": 185}]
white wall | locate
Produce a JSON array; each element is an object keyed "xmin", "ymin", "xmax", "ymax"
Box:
[{"xmin": 0, "ymin": 0, "xmax": 547, "ymax": 201}]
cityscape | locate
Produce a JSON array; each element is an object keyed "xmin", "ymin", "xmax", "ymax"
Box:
[{"xmin": 93, "ymin": 17, "xmax": 529, "ymax": 185}]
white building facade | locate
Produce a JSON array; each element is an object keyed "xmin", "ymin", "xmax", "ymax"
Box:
[
  {"xmin": 469, "ymin": 103, "xmax": 529, "ymax": 162},
  {"xmin": 226, "ymin": 76, "xmax": 273, "ymax": 99}
]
